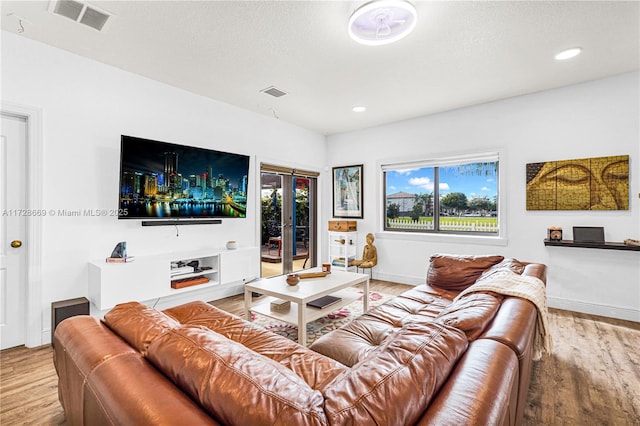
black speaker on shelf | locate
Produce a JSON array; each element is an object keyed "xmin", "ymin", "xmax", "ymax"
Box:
[{"xmin": 51, "ymin": 297, "xmax": 89, "ymax": 346}]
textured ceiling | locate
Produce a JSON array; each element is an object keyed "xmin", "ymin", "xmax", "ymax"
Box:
[{"xmin": 1, "ymin": 1, "xmax": 639, "ymax": 135}]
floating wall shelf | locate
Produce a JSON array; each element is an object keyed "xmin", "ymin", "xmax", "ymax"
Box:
[{"xmin": 543, "ymin": 239, "xmax": 640, "ymax": 252}]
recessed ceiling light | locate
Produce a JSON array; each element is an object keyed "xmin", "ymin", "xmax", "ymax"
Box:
[
  {"xmin": 348, "ymin": 0, "xmax": 417, "ymax": 46},
  {"xmin": 555, "ymin": 47, "xmax": 582, "ymax": 61},
  {"xmin": 352, "ymin": 106, "xmax": 367, "ymax": 112}
]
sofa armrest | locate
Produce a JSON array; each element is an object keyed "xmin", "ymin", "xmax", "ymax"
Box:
[
  {"xmin": 479, "ymin": 297, "xmax": 538, "ymax": 425},
  {"xmin": 522, "ymin": 262, "xmax": 547, "ymax": 285},
  {"xmin": 85, "ymin": 352, "xmax": 219, "ymax": 425},
  {"xmin": 480, "ymin": 297, "xmax": 537, "ymax": 359},
  {"xmin": 417, "ymin": 339, "xmax": 518, "ymax": 426},
  {"xmin": 54, "ymin": 316, "xmax": 218, "ymax": 426},
  {"xmin": 54, "ymin": 316, "xmax": 138, "ymax": 425}
]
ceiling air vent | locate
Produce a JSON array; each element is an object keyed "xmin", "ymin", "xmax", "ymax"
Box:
[
  {"xmin": 49, "ymin": 0, "xmax": 111, "ymax": 31},
  {"xmin": 260, "ymin": 86, "xmax": 288, "ymax": 98}
]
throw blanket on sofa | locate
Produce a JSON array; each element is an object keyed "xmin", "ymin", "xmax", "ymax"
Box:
[{"xmin": 455, "ymin": 270, "xmax": 553, "ymax": 360}]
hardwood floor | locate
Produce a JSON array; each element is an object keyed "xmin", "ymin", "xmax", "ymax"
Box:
[
  {"xmin": 1, "ymin": 280, "xmax": 638, "ymax": 425},
  {"xmin": 524, "ymin": 309, "xmax": 640, "ymax": 425},
  {"xmin": 0, "ymin": 344, "xmax": 65, "ymax": 425}
]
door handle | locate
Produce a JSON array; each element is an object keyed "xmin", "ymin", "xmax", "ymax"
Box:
[{"xmin": 10, "ymin": 240, "xmax": 22, "ymax": 248}]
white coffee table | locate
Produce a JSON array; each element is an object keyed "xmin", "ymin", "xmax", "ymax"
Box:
[{"xmin": 244, "ymin": 269, "xmax": 369, "ymax": 345}]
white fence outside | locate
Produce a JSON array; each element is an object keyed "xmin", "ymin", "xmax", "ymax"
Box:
[{"xmin": 387, "ymin": 218, "xmax": 498, "ymax": 233}]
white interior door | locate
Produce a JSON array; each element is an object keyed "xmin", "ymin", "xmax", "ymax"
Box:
[{"xmin": 1, "ymin": 114, "xmax": 27, "ymax": 349}]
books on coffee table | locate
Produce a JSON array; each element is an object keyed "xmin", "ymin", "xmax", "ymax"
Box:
[{"xmin": 307, "ymin": 295, "xmax": 341, "ymax": 309}]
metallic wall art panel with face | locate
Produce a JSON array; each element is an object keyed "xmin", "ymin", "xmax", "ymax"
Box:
[{"xmin": 526, "ymin": 155, "xmax": 629, "ymax": 210}]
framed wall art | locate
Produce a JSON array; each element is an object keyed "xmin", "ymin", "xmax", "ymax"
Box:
[
  {"xmin": 332, "ymin": 164, "xmax": 363, "ymax": 218},
  {"xmin": 526, "ymin": 154, "xmax": 629, "ymax": 210}
]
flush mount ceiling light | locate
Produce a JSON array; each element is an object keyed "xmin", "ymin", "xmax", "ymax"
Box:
[
  {"xmin": 555, "ymin": 47, "xmax": 582, "ymax": 61},
  {"xmin": 352, "ymin": 106, "xmax": 367, "ymax": 112},
  {"xmin": 348, "ymin": 0, "xmax": 417, "ymax": 46}
]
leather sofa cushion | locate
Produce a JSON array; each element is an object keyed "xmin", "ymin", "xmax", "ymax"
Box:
[
  {"xmin": 427, "ymin": 254, "xmax": 504, "ymax": 291},
  {"xmin": 435, "ymin": 292, "xmax": 503, "ymax": 340},
  {"xmin": 164, "ymin": 301, "xmax": 348, "ymax": 389},
  {"xmin": 321, "ymin": 322, "xmax": 468, "ymax": 426},
  {"xmin": 309, "ymin": 284, "xmax": 456, "ymax": 367},
  {"xmin": 104, "ymin": 301, "xmax": 179, "ymax": 356},
  {"xmin": 146, "ymin": 326, "xmax": 328, "ymax": 426},
  {"xmin": 308, "ymin": 318, "xmax": 394, "ymax": 367}
]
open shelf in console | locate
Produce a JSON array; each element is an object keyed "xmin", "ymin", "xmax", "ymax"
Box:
[{"xmin": 170, "ymin": 252, "xmax": 219, "ymax": 289}]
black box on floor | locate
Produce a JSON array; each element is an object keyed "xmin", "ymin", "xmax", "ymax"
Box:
[{"xmin": 51, "ymin": 297, "xmax": 89, "ymax": 346}]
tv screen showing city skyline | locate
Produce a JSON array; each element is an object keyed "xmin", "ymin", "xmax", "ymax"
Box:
[{"xmin": 118, "ymin": 135, "xmax": 249, "ymax": 219}]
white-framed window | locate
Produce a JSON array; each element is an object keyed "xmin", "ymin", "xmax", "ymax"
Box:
[{"xmin": 382, "ymin": 152, "xmax": 500, "ymax": 236}]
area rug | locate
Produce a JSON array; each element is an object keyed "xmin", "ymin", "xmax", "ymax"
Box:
[{"xmin": 243, "ymin": 290, "xmax": 393, "ymax": 346}]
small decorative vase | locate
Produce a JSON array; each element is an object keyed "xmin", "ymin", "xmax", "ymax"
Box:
[
  {"xmin": 226, "ymin": 240, "xmax": 238, "ymax": 250},
  {"xmin": 286, "ymin": 274, "xmax": 300, "ymax": 286}
]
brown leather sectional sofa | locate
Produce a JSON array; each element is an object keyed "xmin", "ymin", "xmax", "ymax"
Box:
[{"xmin": 54, "ymin": 255, "xmax": 546, "ymax": 425}]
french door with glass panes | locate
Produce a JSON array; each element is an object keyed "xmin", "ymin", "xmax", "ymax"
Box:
[{"xmin": 260, "ymin": 164, "xmax": 317, "ymax": 278}]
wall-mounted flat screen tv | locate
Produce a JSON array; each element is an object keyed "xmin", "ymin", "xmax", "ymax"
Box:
[{"xmin": 118, "ymin": 135, "xmax": 249, "ymax": 220}]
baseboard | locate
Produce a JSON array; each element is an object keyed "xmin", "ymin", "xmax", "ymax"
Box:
[
  {"xmin": 548, "ymin": 297, "xmax": 640, "ymax": 322},
  {"xmin": 374, "ymin": 274, "xmax": 639, "ymax": 323},
  {"xmin": 374, "ymin": 271, "xmax": 423, "ymax": 286},
  {"xmin": 41, "ymin": 330, "xmax": 50, "ymax": 346}
]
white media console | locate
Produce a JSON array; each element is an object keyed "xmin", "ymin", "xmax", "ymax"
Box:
[{"xmin": 88, "ymin": 246, "xmax": 259, "ymax": 312}]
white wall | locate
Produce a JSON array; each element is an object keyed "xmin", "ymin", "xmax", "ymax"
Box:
[
  {"xmin": 2, "ymin": 32, "xmax": 638, "ymax": 347},
  {"xmin": 326, "ymin": 72, "xmax": 640, "ymax": 322},
  {"xmin": 1, "ymin": 32, "xmax": 326, "ymax": 343}
]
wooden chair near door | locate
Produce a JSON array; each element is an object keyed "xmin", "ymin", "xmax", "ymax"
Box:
[
  {"xmin": 265, "ymin": 219, "xmax": 282, "ymax": 258},
  {"xmin": 267, "ymin": 236, "xmax": 282, "ymax": 257}
]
